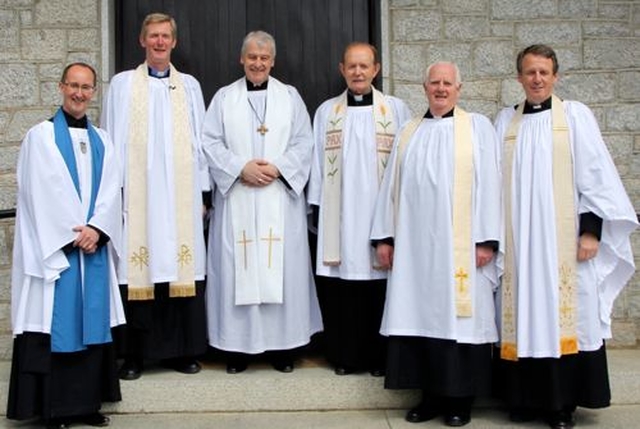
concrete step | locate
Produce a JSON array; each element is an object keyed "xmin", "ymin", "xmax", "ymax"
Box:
[{"xmin": 1, "ymin": 350, "xmax": 639, "ymax": 415}]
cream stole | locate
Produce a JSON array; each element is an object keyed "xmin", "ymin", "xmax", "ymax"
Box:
[
  {"xmin": 321, "ymin": 88, "xmax": 396, "ymax": 265},
  {"xmin": 500, "ymin": 94, "xmax": 578, "ymax": 361},
  {"xmin": 126, "ymin": 63, "xmax": 196, "ymax": 300},
  {"xmin": 394, "ymin": 107, "xmax": 474, "ymax": 317},
  {"xmin": 225, "ymin": 77, "xmax": 291, "ymax": 305}
]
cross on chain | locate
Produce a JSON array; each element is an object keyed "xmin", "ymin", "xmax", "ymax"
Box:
[{"xmin": 257, "ymin": 123, "xmax": 269, "ymax": 136}]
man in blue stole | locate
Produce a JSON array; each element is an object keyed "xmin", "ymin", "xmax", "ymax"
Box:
[{"xmin": 7, "ymin": 63, "xmax": 126, "ymax": 429}]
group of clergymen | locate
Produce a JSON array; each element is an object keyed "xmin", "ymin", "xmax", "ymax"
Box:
[{"xmin": 6, "ymin": 11, "xmax": 638, "ymax": 429}]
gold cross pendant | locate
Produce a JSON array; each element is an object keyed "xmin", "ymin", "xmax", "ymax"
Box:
[{"xmin": 257, "ymin": 123, "xmax": 269, "ymax": 135}]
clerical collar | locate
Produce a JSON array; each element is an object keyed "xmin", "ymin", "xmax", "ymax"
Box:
[
  {"xmin": 246, "ymin": 78, "xmax": 268, "ymax": 91},
  {"xmin": 347, "ymin": 91, "xmax": 373, "ymax": 106},
  {"xmin": 49, "ymin": 108, "xmax": 88, "ymax": 129},
  {"xmin": 424, "ymin": 108, "xmax": 454, "ymax": 119},
  {"xmin": 518, "ymin": 96, "xmax": 552, "ymax": 114},
  {"xmin": 148, "ymin": 66, "xmax": 170, "ymax": 79}
]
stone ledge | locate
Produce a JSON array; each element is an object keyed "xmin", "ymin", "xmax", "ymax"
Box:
[{"xmin": 1, "ymin": 350, "xmax": 639, "ymax": 415}]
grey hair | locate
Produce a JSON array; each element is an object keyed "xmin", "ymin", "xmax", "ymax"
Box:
[
  {"xmin": 423, "ymin": 61, "xmax": 462, "ymax": 86},
  {"xmin": 241, "ymin": 30, "xmax": 276, "ymax": 58}
]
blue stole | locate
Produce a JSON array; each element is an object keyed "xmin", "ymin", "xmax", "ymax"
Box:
[{"xmin": 51, "ymin": 108, "xmax": 112, "ymax": 352}]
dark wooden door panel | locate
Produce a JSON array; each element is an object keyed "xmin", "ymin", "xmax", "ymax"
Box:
[{"xmin": 115, "ymin": 0, "xmax": 379, "ymax": 113}]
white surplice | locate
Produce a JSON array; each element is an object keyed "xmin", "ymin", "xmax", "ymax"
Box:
[
  {"xmin": 201, "ymin": 77, "xmax": 322, "ymax": 353},
  {"xmin": 100, "ymin": 69, "xmax": 207, "ymax": 284},
  {"xmin": 11, "ymin": 121, "xmax": 125, "ymax": 336},
  {"xmin": 308, "ymin": 95, "xmax": 412, "ymax": 280},
  {"xmin": 495, "ymin": 100, "xmax": 638, "ymax": 358},
  {"xmin": 371, "ymin": 113, "xmax": 502, "ymax": 344}
]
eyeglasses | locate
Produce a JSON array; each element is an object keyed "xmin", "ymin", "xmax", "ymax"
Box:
[{"xmin": 62, "ymin": 82, "xmax": 96, "ymax": 93}]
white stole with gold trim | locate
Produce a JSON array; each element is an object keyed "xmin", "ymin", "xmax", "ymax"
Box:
[
  {"xmin": 126, "ymin": 63, "xmax": 196, "ymax": 300},
  {"xmin": 500, "ymin": 94, "xmax": 578, "ymax": 361}
]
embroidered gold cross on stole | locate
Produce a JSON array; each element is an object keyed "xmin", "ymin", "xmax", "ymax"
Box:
[
  {"xmin": 257, "ymin": 123, "xmax": 269, "ymax": 135},
  {"xmin": 237, "ymin": 230, "xmax": 254, "ymax": 269},
  {"xmin": 455, "ymin": 267, "xmax": 473, "ymax": 317},
  {"xmin": 260, "ymin": 227, "xmax": 281, "ymax": 268}
]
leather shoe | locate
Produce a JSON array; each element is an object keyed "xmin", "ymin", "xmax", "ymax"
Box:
[
  {"xmin": 118, "ymin": 359, "xmax": 142, "ymax": 380},
  {"xmin": 273, "ymin": 360, "xmax": 294, "ymax": 373},
  {"xmin": 547, "ymin": 410, "xmax": 575, "ymax": 429},
  {"xmin": 334, "ymin": 366, "xmax": 356, "ymax": 376},
  {"xmin": 445, "ymin": 413, "xmax": 471, "ymax": 427},
  {"xmin": 405, "ymin": 405, "xmax": 439, "ymax": 423},
  {"xmin": 80, "ymin": 412, "xmax": 111, "ymax": 427},
  {"xmin": 45, "ymin": 418, "xmax": 69, "ymax": 429},
  {"xmin": 226, "ymin": 361, "xmax": 248, "ymax": 374},
  {"xmin": 369, "ymin": 368, "xmax": 385, "ymax": 377},
  {"xmin": 168, "ymin": 358, "xmax": 201, "ymax": 374}
]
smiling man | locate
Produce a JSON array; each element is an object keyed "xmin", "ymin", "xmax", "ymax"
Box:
[
  {"xmin": 308, "ymin": 42, "xmax": 411, "ymax": 377},
  {"xmin": 8, "ymin": 62, "xmax": 125, "ymax": 428},
  {"xmin": 494, "ymin": 44, "xmax": 638, "ymax": 429},
  {"xmin": 101, "ymin": 12, "xmax": 208, "ymax": 381},
  {"xmin": 370, "ymin": 61, "xmax": 502, "ymax": 427},
  {"xmin": 201, "ymin": 31, "xmax": 322, "ymax": 374}
]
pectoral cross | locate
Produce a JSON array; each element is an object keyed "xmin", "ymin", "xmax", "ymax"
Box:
[
  {"xmin": 257, "ymin": 123, "xmax": 269, "ymax": 136},
  {"xmin": 80, "ymin": 141, "xmax": 87, "ymax": 154},
  {"xmin": 260, "ymin": 227, "xmax": 281, "ymax": 268},
  {"xmin": 237, "ymin": 230, "xmax": 254, "ymax": 270}
]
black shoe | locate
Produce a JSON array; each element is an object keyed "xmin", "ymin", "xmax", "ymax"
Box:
[
  {"xmin": 444, "ymin": 413, "xmax": 471, "ymax": 427},
  {"xmin": 547, "ymin": 410, "xmax": 575, "ymax": 429},
  {"xmin": 273, "ymin": 359, "xmax": 294, "ymax": 373},
  {"xmin": 118, "ymin": 358, "xmax": 142, "ymax": 380},
  {"xmin": 405, "ymin": 404, "xmax": 439, "ymax": 423},
  {"xmin": 334, "ymin": 366, "xmax": 356, "ymax": 376},
  {"xmin": 45, "ymin": 418, "xmax": 69, "ymax": 429},
  {"xmin": 166, "ymin": 357, "xmax": 201, "ymax": 374},
  {"xmin": 369, "ymin": 368, "xmax": 385, "ymax": 377},
  {"xmin": 226, "ymin": 361, "xmax": 248, "ymax": 374},
  {"xmin": 80, "ymin": 413, "xmax": 111, "ymax": 427}
]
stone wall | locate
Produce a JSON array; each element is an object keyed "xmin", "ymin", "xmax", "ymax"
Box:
[
  {"xmin": 0, "ymin": 0, "xmax": 104, "ymax": 358},
  {"xmin": 0, "ymin": 0, "xmax": 638, "ymax": 359}
]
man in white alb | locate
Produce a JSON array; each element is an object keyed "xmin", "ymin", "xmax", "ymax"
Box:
[
  {"xmin": 8, "ymin": 62, "xmax": 125, "ymax": 428},
  {"xmin": 371, "ymin": 61, "xmax": 502, "ymax": 427},
  {"xmin": 494, "ymin": 44, "xmax": 638, "ymax": 429},
  {"xmin": 101, "ymin": 12, "xmax": 208, "ymax": 380},
  {"xmin": 308, "ymin": 42, "xmax": 411, "ymax": 376},
  {"xmin": 201, "ymin": 30, "xmax": 322, "ymax": 373}
]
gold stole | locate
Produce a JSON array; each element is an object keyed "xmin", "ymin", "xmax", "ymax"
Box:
[
  {"xmin": 321, "ymin": 88, "xmax": 396, "ymax": 265},
  {"xmin": 500, "ymin": 94, "xmax": 578, "ymax": 360},
  {"xmin": 394, "ymin": 107, "xmax": 474, "ymax": 317},
  {"xmin": 126, "ymin": 63, "xmax": 196, "ymax": 300}
]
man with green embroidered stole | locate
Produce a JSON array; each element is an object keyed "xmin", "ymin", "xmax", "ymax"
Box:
[
  {"xmin": 8, "ymin": 63, "xmax": 125, "ymax": 428},
  {"xmin": 100, "ymin": 13, "xmax": 208, "ymax": 380},
  {"xmin": 201, "ymin": 31, "xmax": 322, "ymax": 374},
  {"xmin": 494, "ymin": 44, "xmax": 638, "ymax": 429},
  {"xmin": 307, "ymin": 42, "xmax": 411, "ymax": 376},
  {"xmin": 370, "ymin": 62, "xmax": 502, "ymax": 427}
]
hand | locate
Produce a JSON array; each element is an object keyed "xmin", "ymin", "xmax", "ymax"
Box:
[
  {"xmin": 240, "ymin": 159, "xmax": 280, "ymax": 187},
  {"xmin": 577, "ymin": 233, "xmax": 599, "ymax": 261},
  {"xmin": 73, "ymin": 225, "xmax": 99, "ymax": 254},
  {"xmin": 376, "ymin": 243, "xmax": 394, "ymax": 270},
  {"xmin": 476, "ymin": 245, "xmax": 495, "ymax": 268}
]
